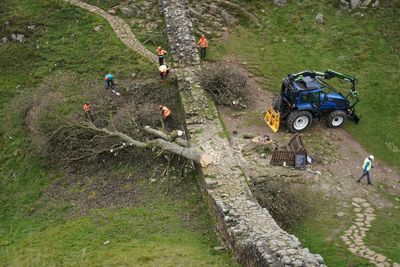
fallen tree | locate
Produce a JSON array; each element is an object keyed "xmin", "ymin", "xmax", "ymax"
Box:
[
  {"xmin": 20, "ymin": 73, "xmax": 211, "ymax": 174},
  {"xmin": 65, "ymin": 121, "xmax": 213, "ymax": 167}
]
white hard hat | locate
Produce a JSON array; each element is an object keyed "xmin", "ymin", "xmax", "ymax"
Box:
[{"xmin": 369, "ymin": 155, "xmax": 374, "ymax": 160}]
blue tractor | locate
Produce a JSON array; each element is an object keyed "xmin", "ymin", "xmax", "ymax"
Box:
[{"xmin": 265, "ymin": 70, "xmax": 360, "ymax": 133}]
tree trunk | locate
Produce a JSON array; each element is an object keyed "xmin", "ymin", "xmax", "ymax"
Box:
[{"xmin": 78, "ymin": 122, "xmax": 212, "ymax": 167}]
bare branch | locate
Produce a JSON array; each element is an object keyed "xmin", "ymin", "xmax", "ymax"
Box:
[
  {"xmin": 73, "ymin": 121, "xmax": 212, "ymax": 167},
  {"xmin": 143, "ymin": 126, "xmax": 189, "ymax": 147}
]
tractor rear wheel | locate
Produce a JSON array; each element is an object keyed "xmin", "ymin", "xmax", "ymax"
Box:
[
  {"xmin": 327, "ymin": 110, "xmax": 347, "ymax": 128},
  {"xmin": 287, "ymin": 110, "xmax": 312, "ymax": 133}
]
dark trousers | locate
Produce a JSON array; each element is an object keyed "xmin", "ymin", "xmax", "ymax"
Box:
[
  {"xmin": 161, "ymin": 115, "xmax": 172, "ymax": 129},
  {"xmin": 158, "ymin": 56, "xmax": 164, "ymax": 66},
  {"xmin": 84, "ymin": 111, "xmax": 94, "ymax": 122},
  {"xmin": 104, "ymin": 80, "xmax": 114, "ymax": 89},
  {"xmin": 358, "ymin": 171, "xmax": 372, "ymax": 184},
  {"xmin": 200, "ymin": 47, "xmax": 206, "ymax": 59}
]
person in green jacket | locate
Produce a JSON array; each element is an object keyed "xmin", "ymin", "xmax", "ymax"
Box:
[{"xmin": 357, "ymin": 155, "xmax": 374, "ymax": 185}]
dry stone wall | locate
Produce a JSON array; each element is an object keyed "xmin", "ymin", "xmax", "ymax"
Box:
[{"xmin": 159, "ymin": 0, "xmax": 326, "ymax": 266}]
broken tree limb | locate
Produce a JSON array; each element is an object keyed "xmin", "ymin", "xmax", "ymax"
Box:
[
  {"xmin": 77, "ymin": 122, "xmax": 212, "ymax": 167},
  {"xmin": 143, "ymin": 126, "xmax": 189, "ymax": 147}
]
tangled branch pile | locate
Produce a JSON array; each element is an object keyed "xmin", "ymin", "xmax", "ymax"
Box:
[{"xmin": 200, "ymin": 63, "xmax": 248, "ymax": 109}]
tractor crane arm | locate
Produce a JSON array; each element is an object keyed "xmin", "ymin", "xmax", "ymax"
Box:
[
  {"xmin": 323, "ymin": 70, "xmax": 357, "ymax": 91},
  {"xmin": 288, "ymin": 70, "xmax": 357, "ymax": 91},
  {"xmin": 288, "ymin": 71, "xmax": 326, "ymax": 81}
]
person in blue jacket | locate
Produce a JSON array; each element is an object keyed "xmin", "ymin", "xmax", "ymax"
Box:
[
  {"xmin": 357, "ymin": 155, "xmax": 374, "ymax": 185},
  {"xmin": 104, "ymin": 73, "xmax": 114, "ymax": 89}
]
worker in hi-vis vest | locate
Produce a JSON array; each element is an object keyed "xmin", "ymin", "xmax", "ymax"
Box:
[
  {"xmin": 159, "ymin": 105, "xmax": 171, "ymax": 119},
  {"xmin": 197, "ymin": 34, "xmax": 208, "ymax": 60},
  {"xmin": 357, "ymin": 155, "xmax": 374, "ymax": 185},
  {"xmin": 104, "ymin": 73, "xmax": 114, "ymax": 89},
  {"xmin": 82, "ymin": 102, "xmax": 94, "ymax": 122},
  {"xmin": 156, "ymin": 46, "xmax": 167, "ymax": 66}
]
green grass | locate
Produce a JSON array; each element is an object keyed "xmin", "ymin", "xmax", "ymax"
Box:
[
  {"xmin": 83, "ymin": 0, "xmax": 172, "ymax": 67},
  {"xmin": 0, "ymin": 0, "xmax": 236, "ymax": 265},
  {"xmin": 365, "ymin": 205, "xmax": 400, "ymax": 263},
  {"xmin": 83, "ymin": 0, "xmax": 120, "ymax": 10},
  {"xmin": 1, "ymin": 174, "xmax": 236, "ymax": 267},
  {"xmin": 0, "ymin": 0, "xmax": 152, "ymax": 227},
  {"xmin": 293, "ymin": 194, "xmax": 400, "ymax": 266},
  {"xmin": 213, "ymin": 1, "xmax": 400, "ymax": 263},
  {"xmin": 211, "ymin": 0, "xmax": 400, "ymax": 171},
  {"xmin": 292, "ymin": 195, "xmax": 371, "ymax": 267}
]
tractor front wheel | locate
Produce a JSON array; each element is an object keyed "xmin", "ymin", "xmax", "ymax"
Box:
[
  {"xmin": 327, "ymin": 110, "xmax": 347, "ymax": 128},
  {"xmin": 287, "ymin": 110, "xmax": 312, "ymax": 133}
]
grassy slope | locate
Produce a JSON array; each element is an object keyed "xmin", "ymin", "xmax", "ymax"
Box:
[
  {"xmin": 211, "ymin": 0, "xmax": 400, "ymax": 171},
  {"xmin": 0, "ymin": 0, "xmax": 235, "ymax": 266},
  {"xmin": 295, "ymin": 201, "xmax": 399, "ymax": 266},
  {"xmin": 2, "ymin": 171, "xmax": 236, "ymax": 267},
  {"xmin": 210, "ymin": 0, "xmax": 400, "ymax": 265},
  {"xmin": 365, "ymin": 194, "xmax": 400, "ymax": 263},
  {"xmin": 292, "ymin": 197, "xmax": 371, "ymax": 266}
]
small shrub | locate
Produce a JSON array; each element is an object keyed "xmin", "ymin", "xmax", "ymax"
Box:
[{"xmin": 250, "ymin": 179, "xmax": 314, "ymax": 231}]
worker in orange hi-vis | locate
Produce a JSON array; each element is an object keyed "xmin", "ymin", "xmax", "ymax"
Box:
[
  {"xmin": 159, "ymin": 105, "xmax": 172, "ymax": 129},
  {"xmin": 159, "ymin": 105, "xmax": 171, "ymax": 119},
  {"xmin": 82, "ymin": 102, "xmax": 94, "ymax": 122},
  {"xmin": 156, "ymin": 46, "xmax": 168, "ymax": 66},
  {"xmin": 197, "ymin": 34, "xmax": 208, "ymax": 60}
]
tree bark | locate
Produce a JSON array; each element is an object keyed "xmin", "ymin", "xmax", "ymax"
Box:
[
  {"xmin": 143, "ymin": 126, "xmax": 189, "ymax": 147},
  {"xmin": 78, "ymin": 122, "xmax": 212, "ymax": 167}
]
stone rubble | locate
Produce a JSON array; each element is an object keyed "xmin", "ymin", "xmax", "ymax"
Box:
[
  {"xmin": 273, "ymin": 0, "xmax": 287, "ymax": 6},
  {"xmin": 11, "ymin": 33, "xmax": 25, "ymax": 43},
  {"xmin": 315, "ymin": 13, "xmax": 324, "ymax": 24},
  {"xmin": 340, "ymin": 0, "xmax": 380, "ymax": 10},
  {"xmin": 341, "ymin": 197, "xmax": 398, "ymax": 266},
  {"xmin": 159, "ymin": 0, "xmax": 326, "ymax": 265}
]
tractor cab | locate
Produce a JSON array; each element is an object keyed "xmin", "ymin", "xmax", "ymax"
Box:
[
  {"xmin": 291, "ymin": 77, "xmax": 350, "ymax": 112},
  {"xmin": 265, "ymin": 70, "xmax": 360, "ymax": 133}
]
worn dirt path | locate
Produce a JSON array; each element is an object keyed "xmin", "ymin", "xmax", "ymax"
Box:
[{"xmin": 65, "ymin": 0, "xmax": 158, "ymax": 64}]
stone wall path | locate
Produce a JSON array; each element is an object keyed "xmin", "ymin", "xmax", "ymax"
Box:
[
  {"xmin": 66, "ymin": 0, "xmax": 327, "ymax": 265},
  {"xmin": 65, "ymin": 0, "xmax": 158, "ymax": 64},
  {"xmin": 341, "ymin": 198, "xmax": 399, "ymax": 267},
  {"xmin": 159, "ymin": 0, "xmax": 327, "ymax": 266}
]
